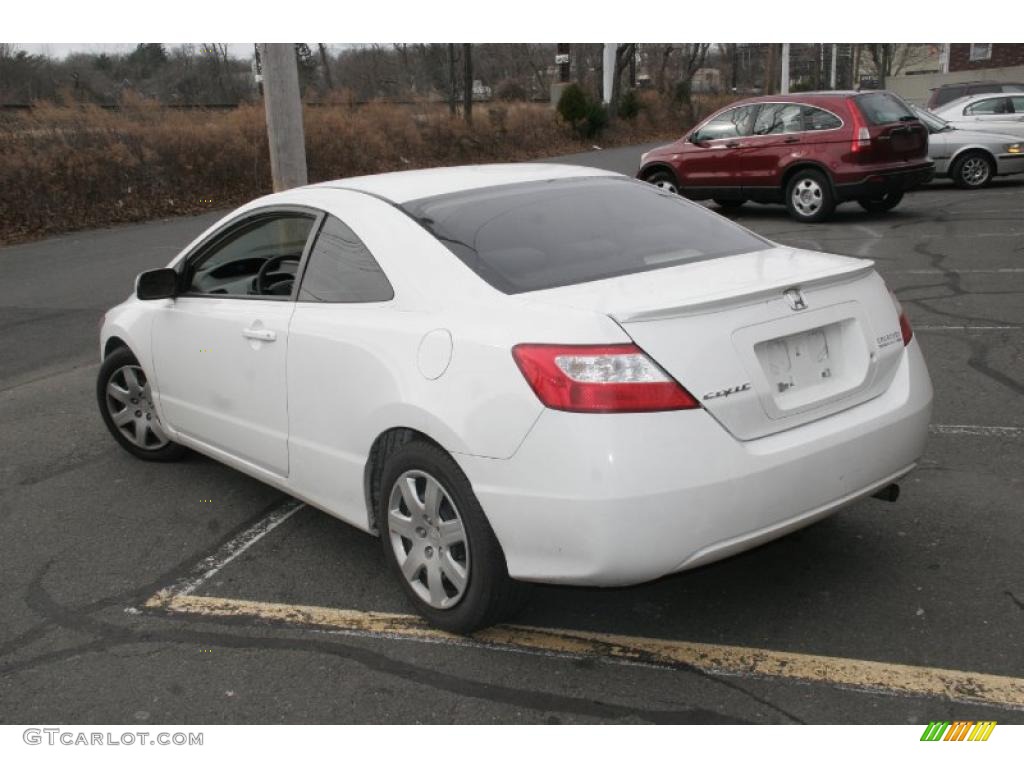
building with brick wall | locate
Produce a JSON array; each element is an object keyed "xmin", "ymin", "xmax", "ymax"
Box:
[{"xmin": 948, "ymin": 44, "xmax": 1024, "ymax": 72}]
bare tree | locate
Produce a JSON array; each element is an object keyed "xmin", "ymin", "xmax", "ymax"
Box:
[
  {"xmin": 447, "ymin": 44, "xmax": 457, "ymax": 115},
  {"xmin": 318, "ymin": 44, "xmax": 334, "ymax": 90},
  {"xmin": 462, "ymin": 43, "xmax": 473, "ymax": 123}
]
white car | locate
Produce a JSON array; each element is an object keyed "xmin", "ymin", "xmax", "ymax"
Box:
[
  {"xmin": 931, "ymin": 93, "xmax": 1024, "ymax": 139},
  {"xmin": 98, "ymin": 164, "xmax": 933, "ymax": 632}
]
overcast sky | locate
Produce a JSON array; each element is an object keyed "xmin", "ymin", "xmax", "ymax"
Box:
[{"xmin": 15, "ymin": 43, "xmax": 347, "ymax": 60}]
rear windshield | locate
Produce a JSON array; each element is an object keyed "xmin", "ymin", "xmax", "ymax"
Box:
[
  {"xmin": 855, "ymin": 92, "xmax": 915, "ymax": 125},
  {"xmin": 400, "ymin": 177, "xmax": 770, "ymax": 294}
]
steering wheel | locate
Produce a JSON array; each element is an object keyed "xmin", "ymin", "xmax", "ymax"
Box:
[{"xmin": 255, "ymin": 254, "xmax": 300, "ymax": 296}]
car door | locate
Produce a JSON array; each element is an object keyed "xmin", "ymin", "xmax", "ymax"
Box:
[
  {"xmin": 285, "ymin": 211, "xmax": 397, "ymax": 528},
  {"xmin": 735, "ymin": 102, "xmax": 807, "ymax": 193},
  {"xmin": 678, "ymin": 104, "xmax": 758, "ymax": 197},
  {"xmin": 150, "ymin": 208, "xmax": 320, "ymax": 476}
]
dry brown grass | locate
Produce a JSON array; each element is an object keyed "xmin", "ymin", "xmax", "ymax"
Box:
[{"xmin": 0, "ymin": 92, "xmax": 733, "ymax": 244}]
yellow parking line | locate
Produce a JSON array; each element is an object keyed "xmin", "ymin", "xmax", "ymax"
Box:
[{"xmin": 146, "ymin": 592, "xmax": 1024, "ymax": 710}]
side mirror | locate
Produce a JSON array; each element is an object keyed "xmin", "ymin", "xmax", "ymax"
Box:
[{"xmin": 136, "ymin": 268, "xmax": 178, "ymax": 300}]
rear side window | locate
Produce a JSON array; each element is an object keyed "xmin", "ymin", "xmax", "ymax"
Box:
[
  {"xmin": 1010, "ymin": 96, "xmax": 1024, "ymax": 112},
  {"xmin": 854, "ymin": 92, "xmax": 915, "ymax": 125},
  {"xmin": 965, "ymin": 97, "xmax": 1009, "ymax": 115},
  {"xmin": 803, "ymin": 106, "xmax": 842, "ymax": 131},
  {"xmin": 400, "ymin": 178, "xmax": 770, "ymax": 295},
  {"xmin": 753, "ymin": 103, "xmax": 804, "ymax": 135},
  {"xmin": 297, "ymin": 215, "xmax": 393, "ymax": 303}
]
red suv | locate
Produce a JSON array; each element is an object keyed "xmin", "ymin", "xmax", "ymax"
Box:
[{"xmin": 637, "ymin": 91, "xmax": 933, "ymax": 222}]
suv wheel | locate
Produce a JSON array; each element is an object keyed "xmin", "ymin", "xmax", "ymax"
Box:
[
  {"xmin": 784, "ymin": 169, "xmax": 835, "ymax": 223},
  {"xmin": 857, "ymin": 192, "xmax": 904, "ymax": 213},
  {"xmin": 97, "ymin": 347, "xmax": 187, "ymax": 462},
  {"xmin": 645, "ymin": 170, "xmax": 679, "ymax": 194},
  {"xmin": 379, "ymin": 439, "xmax": 529, "ymax": 633},
  {"xmin": 951, "ymin": 152, "xmax": 994, "ymax": 189}
]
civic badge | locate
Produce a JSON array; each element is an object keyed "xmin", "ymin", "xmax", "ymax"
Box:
[{"xmin": 784, "ymin": 288, "xmax": 807, "ymax": 311}]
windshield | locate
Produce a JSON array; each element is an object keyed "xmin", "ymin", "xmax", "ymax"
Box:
[
  {"xmin": 912, "ymin": 106, "xmax": 951, "ymax": 132},
  {"xmin": 400, "ymin": 177, "xmax": 771, "ymax": 294}
]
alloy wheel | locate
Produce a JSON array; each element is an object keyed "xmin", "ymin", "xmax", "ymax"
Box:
[
  {"xmin": 104, "ymin": 365, "xmax": 169, "ymax": 450},
  {"xmin": 960, "ymin": 156, "xmax": 990, "ymax": 186},
  {"xmin": 387, "ymin": 470, "xmax": 470, "ymax": 610}
]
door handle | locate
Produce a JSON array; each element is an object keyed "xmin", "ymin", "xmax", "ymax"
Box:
[
  {"xmin": 725, "ymin": 141, "xmax": 742, "ymax": 148},
  {"xmin": 242, "ymin": 327, "xmax": 276, "ymax": 342},
  {"xmin": 783, "ymin": 137, "xmax": 801, "ymax": 144}
]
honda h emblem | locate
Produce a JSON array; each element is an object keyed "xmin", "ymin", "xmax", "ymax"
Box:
[{"xmin": 784, "ymin": 288, "xmax": 807, "ymax": 311}]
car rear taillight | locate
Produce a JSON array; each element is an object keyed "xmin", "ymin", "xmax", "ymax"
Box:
[
  {"xmin": 511, "ymin": 343, "xmax": 699, "ymax": 413},
  {"xmin": 889, "ymin": 291, "xmax": 914, "ymax": 346},
  {"xmin": 899, "ymin": 310, "xmax": 913, "ymax": 346},
  {"xmin": 848, "ymin": 98, "xmax": 871, "ymax": 153}
]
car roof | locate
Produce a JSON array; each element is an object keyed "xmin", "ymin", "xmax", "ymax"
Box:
[
  {"xmin": 306, "ymin": 163, "xmax": 622, "ymax": 204},
  {"xmin": 938, "ymin": 92, "xmax": 1011, "ymax": 110},
  {"xmin": 934, "ymin": 80, "xmax": 1006, "ymax": 90}
]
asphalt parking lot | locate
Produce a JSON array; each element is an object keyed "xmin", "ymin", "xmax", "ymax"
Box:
[{"xmin": 0, "ymin": 143, "xmax": 1021, "ymax": 724}]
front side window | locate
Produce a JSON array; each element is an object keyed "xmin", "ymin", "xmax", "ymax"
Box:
[
  {"xmin": 297, "ymin": 215, "xmax": 393, "ymax": 303},
  {"xmin": 187, "ymin": 213, "xmax": 315, "ymax": 298},
  {"xmin": 752, "ymin": 103, "xmax": 804, "ymax": 135},
  {"xmin": 695, "ymin": 105, "xmax": 758, "ymax": 141},
  {"xmin": 401, "ymin": 178, "xmax": 770, "ymax": 295},
  {"xmin": 966, "ymin": 97, "xmax": 1009, "ymax": 115},
  {"xmin": 1009, "ymin": 96, "xmax": 1024, "ymax": 113}
]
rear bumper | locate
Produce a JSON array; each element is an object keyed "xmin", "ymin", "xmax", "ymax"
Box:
[
  {"xmin": 834, "ymin": 163, "xmax": 935, "ymax": 201},
  {"xmin": 456, "ymin": 340, "xmax": 933, "ymax": 587}
]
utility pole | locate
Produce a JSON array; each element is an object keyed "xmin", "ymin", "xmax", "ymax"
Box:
[
  {"xmin": 830, "ymin": 43, "xmax": 838, "ymax": 89},
  {"xmin": 462, "ymin": 43, "xmax": 473, "ymax": 124},
  {"xmin": 260, "ymin": 43, "xmax": 307, "ymax": 191},
  {"xmin": 780, "ymin": 42, "xmax": 790, "ymax": 94},
  {"xmin": 602, "ymin": 43, "xmax": 616, "ymax": 104}
]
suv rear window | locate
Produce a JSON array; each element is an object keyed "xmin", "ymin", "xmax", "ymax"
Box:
[
  {"xmin": 854, "ymin": 92, "xmax": 915, "ymax": 125},
  {"xmin": 401, "ymin": 178, "xmax": 770, "ymax": 294}
]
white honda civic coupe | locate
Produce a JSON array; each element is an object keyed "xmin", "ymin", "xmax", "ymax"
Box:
[{"xmin": 98, "ymin": 164, "xmax": 933, "ymax": 632}]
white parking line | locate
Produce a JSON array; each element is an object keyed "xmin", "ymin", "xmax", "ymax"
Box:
[
  {"xmin": 930, "ymin": 425, "xmax": 1024, "ymax": 438},
  {"xmin": 888, "ymin": 268, "xmax": 1024, "ymax": 275},
  {"xmin": 156, "ymin": 501, "xmax": 304, "ymax": 599},
  {"xmin": 916, "ymin": 325, "xmax": 1020, "ymax": 331}
]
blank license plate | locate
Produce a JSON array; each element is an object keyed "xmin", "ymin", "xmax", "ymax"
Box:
[{"xmin": 757, "ymin": 328, "xmax": 833, "ymax": 394}]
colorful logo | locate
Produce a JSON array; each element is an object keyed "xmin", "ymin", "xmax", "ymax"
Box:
[{"xmin": 921, "ymin": 721, "xmax": 996, "ymax": 742}]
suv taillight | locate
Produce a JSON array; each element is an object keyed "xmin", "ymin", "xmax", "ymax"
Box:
[
  {"xmin": 848, "ymin": 98, "xmax": 871, "ymax": 153},
  {"xmin": 511, "ymin": 343, "xmax": 699, "ymax": 413}
]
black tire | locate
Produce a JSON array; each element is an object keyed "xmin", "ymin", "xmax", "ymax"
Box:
[
  {"xmin": 97, "ymin": 346, "xmax": 187, "ymax": 462},
  {"xmin": 784, "ymin": 168, "xmax": 835, "ymax": 223},
  {"xmin": 857, "ymin": 191, "xmax": 904, "ymax": 213},
  {"xmin": 713, "ymin": 198, "xmax": 745, "ymax": 209},
  {"xmin": 950, "ymin": 151, "xmax": 994, "ymax": 189},
  {"xmin": 378, "ymin": 439, "xmax": 529, "ymax": 633},
  {"xmin": 644, "ymin": 169, "xmax": 679, "ymax": 195}
]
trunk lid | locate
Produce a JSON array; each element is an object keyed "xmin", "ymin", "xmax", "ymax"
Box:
[{"xmin": 521, "ymin": 247, "xmax": 907, "ymax": 441}]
